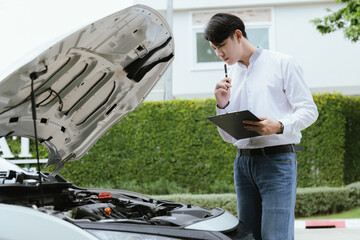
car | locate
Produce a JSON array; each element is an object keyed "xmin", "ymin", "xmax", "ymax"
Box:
[{"xmin": 0, "ymin": 4, "xmax": 253, "ymax": 240}]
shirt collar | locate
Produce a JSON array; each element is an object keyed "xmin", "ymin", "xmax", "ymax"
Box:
[{"xmin": 237, "ymin": 47, "xmax": 263, "ymax": 69}]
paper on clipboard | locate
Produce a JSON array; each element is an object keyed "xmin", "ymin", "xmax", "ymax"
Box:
[{"xmin": 207, "ymin": 110, "xmax": 261, "ymax": 140}]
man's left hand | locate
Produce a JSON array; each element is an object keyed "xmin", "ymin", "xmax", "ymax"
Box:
[{"xmin": 243, "ymin": 117, "xmax": 282, "ymax": 135}]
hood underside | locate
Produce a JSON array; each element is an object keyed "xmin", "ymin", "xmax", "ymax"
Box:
[{"xmin": 0, "ymin": 5, "xmax": 174, "ymax": 174}]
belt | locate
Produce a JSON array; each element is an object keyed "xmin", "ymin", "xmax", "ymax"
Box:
[{"xmin": 238, "ymin": 144, "xmax": 296, "ymax": 156}]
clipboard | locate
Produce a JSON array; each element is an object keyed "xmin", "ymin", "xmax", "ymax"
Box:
[{"xmin": 207, "ymin": 110, "xmax": 261, "ymax": 140}]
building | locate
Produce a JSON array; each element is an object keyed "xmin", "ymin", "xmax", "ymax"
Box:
[{"xmin": 134, "ymin": 0, "xmax": 360, "ymax": 100}]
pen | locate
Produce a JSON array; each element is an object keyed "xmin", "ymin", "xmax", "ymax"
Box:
[{"xmin": 224, "ymin": 64, "xmax": 230, "ymax": 91}]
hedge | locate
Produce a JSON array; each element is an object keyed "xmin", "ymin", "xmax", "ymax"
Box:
[
  {"xmin": 343, "ymin": 96, "xmax": 360, "ymax": 184},
  {"xmin": 57, "ymin": 98, "xmax": 237, "ymax": 193},
  {"xmin": 297, "ymin": 93, "xmax": 346, "ymax": 187},
  {"xmin": 4, "ymin": 93, "xmax": 360, "ymax": 193}
]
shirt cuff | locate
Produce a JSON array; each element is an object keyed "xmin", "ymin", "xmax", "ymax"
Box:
[
  {"xmin": 216, "ymin": 102, "xmax": 230, "ymax": 115},
  {"xmin": 279, "ymin": 118, "xmax": 290, "ymax": 135}
]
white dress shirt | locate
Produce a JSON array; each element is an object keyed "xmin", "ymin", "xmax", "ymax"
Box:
[{"xmin": 216, "ymin": 48, "xmax": 318, "ymax": 149}]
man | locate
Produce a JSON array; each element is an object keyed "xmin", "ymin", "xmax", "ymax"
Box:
[{"xmin": 203, "ymin": 13, "xmax": 318, "ymax": 240}]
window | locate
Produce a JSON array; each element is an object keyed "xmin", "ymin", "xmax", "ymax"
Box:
[
  {"xmin": 196, "ymin": 32, "xmax": 219, "ymax": 63},
  {"xmin": 247, "ymin": 28, "xmax": 269, "ymax": 49}
]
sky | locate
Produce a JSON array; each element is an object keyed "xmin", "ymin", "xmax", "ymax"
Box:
[{"xmin": 0, "ymin": 0, "xmax": 133, "ymax": 79}]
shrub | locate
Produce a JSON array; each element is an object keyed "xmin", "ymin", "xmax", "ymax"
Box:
[
  {"xmin": 343, "ymin": 96, "xmax": 360, "ymax": 184},
  {"xmin": 297, "ymin": 93, "xmax": 346, "ymax": 187},
  {"xmin": 295, "ymin": 187, "xmax": 353, "ymax": 217},
  {"xmin": 5, "ymin": 94, "xmax": 360, "ymax": 193}
]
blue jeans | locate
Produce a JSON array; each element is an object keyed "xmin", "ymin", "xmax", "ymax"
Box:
[{"xmin": 234, "ymin": 151, "xmax": 297, "ymax": 240}]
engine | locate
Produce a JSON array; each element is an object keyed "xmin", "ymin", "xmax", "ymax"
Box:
[{"xmin": 0, "ymin": 170, "xmax": 220, "ymax": 227}]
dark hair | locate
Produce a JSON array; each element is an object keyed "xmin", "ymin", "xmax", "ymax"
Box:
[{"xmin": 203, "ymin": 13, "xmax": 247, "ymax": 46}]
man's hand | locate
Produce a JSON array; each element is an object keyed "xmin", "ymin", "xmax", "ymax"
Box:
[
  {"xmin": 215, "ymin": 78, "xmax": 232, "ymax": 109},
  {"xmin": 243, "ymin": 117, "xmax": 283, "ymax": 135}
]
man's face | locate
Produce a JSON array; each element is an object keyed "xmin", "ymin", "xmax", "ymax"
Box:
[{"xmin": 209, "ymin": 35, "xmax": 239, "ymax": 65}]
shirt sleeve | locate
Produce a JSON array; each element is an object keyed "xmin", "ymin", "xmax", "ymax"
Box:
[
  {"xmin": 215, "ymin": 104, "xmax": 234, "ymax": 143},
  {"xmin": 279, "ymin": 57, "xmax": 318, "ymax": 136}
]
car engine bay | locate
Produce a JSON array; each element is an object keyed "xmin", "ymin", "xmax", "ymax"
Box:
[{"xmin": 0, "ymin": 169, "xmax": 222, "ymax": 227}]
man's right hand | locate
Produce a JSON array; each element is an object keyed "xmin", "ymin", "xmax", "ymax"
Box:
[{"xmin": 215, "ymin": 78, "xmax": 231, "ymax": 109}]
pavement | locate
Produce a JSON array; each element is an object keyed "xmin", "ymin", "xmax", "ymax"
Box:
[
  {"xmin": 295, "ymin": 228, "xmax": 360, "ymax": 240},
  {"xmin": 294, "ymin": 219, "xmax": 360, "ymax": 240}
]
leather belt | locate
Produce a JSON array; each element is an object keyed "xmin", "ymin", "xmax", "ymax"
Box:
[{"xmin": 238, "ymin": 144, "xmax": 295, "ymax": 156}]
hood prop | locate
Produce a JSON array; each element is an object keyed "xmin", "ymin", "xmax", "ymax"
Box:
[{"xmin": 30, "ymin": 65, "xmax": 48, "ymax": 207}]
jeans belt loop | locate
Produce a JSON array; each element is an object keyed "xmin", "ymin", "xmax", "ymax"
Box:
[{"xmin": 261, "ymin": 148, "xmax": 266, "ymax": 156}]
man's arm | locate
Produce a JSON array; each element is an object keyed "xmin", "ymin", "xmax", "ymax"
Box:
[
  {"xmin": 214, "ymin": 77, "xmax": 234, "ymax": 143},
  {"xmin": 279, "ymin": 57, "xmax": 318, "ymax": 135}
]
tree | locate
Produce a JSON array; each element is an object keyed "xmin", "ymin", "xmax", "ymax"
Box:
[{"xmin": 311, "ymin": 0, "xmax": 360, "ymax": 42}]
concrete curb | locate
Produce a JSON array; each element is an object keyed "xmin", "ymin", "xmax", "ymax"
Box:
[{"xmin": 295, "ymin": 219, "xmax": 360, "ymax": 229}]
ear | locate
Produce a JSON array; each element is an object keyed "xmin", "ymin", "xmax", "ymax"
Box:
[{"xmin": 234, "ymin": 29, "xmax": 243, "ymax": 42}]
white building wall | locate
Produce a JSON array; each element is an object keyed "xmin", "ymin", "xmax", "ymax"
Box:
[
  {"xmin": 274, "ymin": 3, "xmax": 360, "ymax": 94},
  {"xmin": 136, "ymin": 0, "xmax": 360, "ymax": 100}
]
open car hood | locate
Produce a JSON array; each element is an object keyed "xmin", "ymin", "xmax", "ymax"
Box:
[{"xmin": 0, "ymin": 5, "xmax": 174, "ymax": 174}]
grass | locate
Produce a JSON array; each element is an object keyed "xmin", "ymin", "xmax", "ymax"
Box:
[{"xmin": 297, "ymin": 206, "xmax": 360, "ymax": 220}]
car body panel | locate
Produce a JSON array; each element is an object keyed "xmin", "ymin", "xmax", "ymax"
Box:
[{"xmin": 0, "ymin": 203, "xmax": 98, "ymax": 240}]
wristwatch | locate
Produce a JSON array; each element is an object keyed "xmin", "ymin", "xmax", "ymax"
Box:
[{"xmin": 279, "ymin": 121, "xmax": 284, "ymax": 134}]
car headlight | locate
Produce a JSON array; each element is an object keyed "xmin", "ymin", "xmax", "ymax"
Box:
[{"xmin": 87, "ymin": 229, "xmax": 180, "ymax": 240}]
